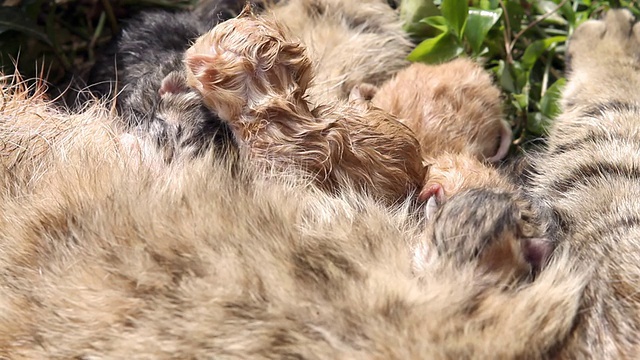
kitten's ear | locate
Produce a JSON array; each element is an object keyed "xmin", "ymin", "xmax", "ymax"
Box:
[
  {"xmin": 349, "ymin": 83, "xmax": 379, "ymax": 102},
  {"xmin": 522, "ymin": 237, "xmax": 553, "ymax": 271},
  {"xmin": 239, "ymin": 3, "xmax": 254, "ymax": 18},
  {"xmin": 184, "ymin": 54, "xmax": 219, "ymax": 88},
  {"xmin": 159, "ymin": 72, "xmax": 188, "ymax": 96}
]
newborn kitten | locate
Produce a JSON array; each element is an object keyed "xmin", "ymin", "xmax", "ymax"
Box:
[
  {"xmin": 183, "ymin": 6, "xmax": 425, "ymax": 204},
  {"xmin": 352, "ymin": 59, "xmax": 512, "ymax": 163},
  {"xmin": 415, "ymin": 188, "xmax": 553, "ymax": 281}
]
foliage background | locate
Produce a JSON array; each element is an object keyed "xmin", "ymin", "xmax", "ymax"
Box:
[{"xmin": 0, "ymin": 0, "xmax": 637, "ymax": 148}]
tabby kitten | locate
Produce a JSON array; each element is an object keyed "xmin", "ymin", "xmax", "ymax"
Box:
[{"xmin": 88, "ymin": 1, "xmax": 243, "ymax": 158}]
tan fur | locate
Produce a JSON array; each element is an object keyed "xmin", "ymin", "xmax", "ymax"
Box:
[
  {"xmin": 184, "ymin": 9, "xmax": 425, "ymax": 204},
  {"xmin": 0, "ymin": 74, "xmax": 585, "ymax": 358},
  {"xmin": 347, "ymin": 58, "xmax": 513, "ymax": 205},
  {"xmin": 358, "ymin": 59, "xmax": 511, "ymax": 163},
  {"xmin": 0, "ymin": 76, "xmax": 146, "ymax": 187},
  {"xmin": 422, "ymin": 151, "xmax": 515, "ymax": 201},
  {"xmin": 264, "ymin": 0, "xmax": 412, "ymax": 105}
]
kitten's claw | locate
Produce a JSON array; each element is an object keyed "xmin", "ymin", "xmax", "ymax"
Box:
[
  {"xmin": 424, "ymin": 195, "xmax": 438, "ymax": 220},
  {"xmin": 420, "ymin": 183, "xmax": 444, "ymax": 220}
]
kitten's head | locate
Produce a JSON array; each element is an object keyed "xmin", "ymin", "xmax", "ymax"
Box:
[
  {"xmin": 137, "ymin": 71, "xmax": 236, "ymax": 162},
  {"xmin": 418, "ymin": 188, "xmax": 553, "ymax": 282},
  {"xmin": 183, "ymin": 5, "xmax": 313, "ymax": 121}
]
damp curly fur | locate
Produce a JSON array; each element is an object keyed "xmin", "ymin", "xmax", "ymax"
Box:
[
  {"xmin": 348, "ymin": 59, "xmax": 514, "ymax": 205},
  {"xmin": 184, "ymin": 8, "xmax": 425, "ymax": 204}
]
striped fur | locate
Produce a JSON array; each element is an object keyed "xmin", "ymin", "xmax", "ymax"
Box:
[{"xmin": 524, "ymin": 9, "xmax": 640, "ymax": 358}]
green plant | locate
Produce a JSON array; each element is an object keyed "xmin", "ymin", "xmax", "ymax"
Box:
[{"xmin": 400, "ymin": 0, "xmax": 639, "ymax": 147}]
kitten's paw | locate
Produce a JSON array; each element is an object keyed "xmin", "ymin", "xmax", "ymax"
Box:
[
  {"xmin": 427, "ymin": 189, "xmax": 553, "ymax": 281},
  {"xmin": 568, "ymin": 9, "xmax": 640, "ymax": 72}
]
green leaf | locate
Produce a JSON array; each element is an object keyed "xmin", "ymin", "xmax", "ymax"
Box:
[
  {"xmin": 512, "ymin": 61, "xmax": 529, "ymax": 92},
  {"xmin": 526, "ymin": 78, "xmax": 566, "ymax": 135},
  {"xmin": 441, "ymin": 0, "xmax": 468, "ymax": 39},
  {"xmin": 400, "ymin": 0, "xmax": 441, "ymax": 36},
  {"xmin": 420, "ymin": 15, "xmax": 449, "ymax": 33},
  {"xmin": 407, "ymin": 32, "xmax": 463, "ymax": 64},
  {"xmin": 0, "ymin": 8, "xmax": 51, "ymax": 46},
  {"xmin": 534, "ymin": 0, "xmax": 568, "ymax": 26},
  {"xmin": 473, "ymin": 0, "xmax": 499, "ymax": 9},
  {"xmin": 521, "ymin": 35, "xmax": 566, "ymax": 71},
  {"xmin": 464, "ymin": 8, "xmax": 502, "ymax": 55},
  {"xmin": 526, "ymin": 112, "xmax": 551, "ymax": 136},
  {"xmin": 558, "ymin": 0, "xmax": 576, "ymax": 27},
  {"xmin": 496, "ymin": 60, "xmax": 515, "ymax": 93},
  {"xmin": 539, "ymin": 77, "xmax": 566, "ymax": 119},
  {"xmin": 513, "ymin": 93, "xmax": 529, "ymax": 111},
  {"xmin": 504, "ymin": 1, "xmax": 525, "ymax": 33}
]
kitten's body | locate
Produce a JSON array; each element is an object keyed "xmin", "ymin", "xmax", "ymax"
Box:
[
  {"xmin": 348, "ymin": 59, "xmax": 513, "ymax": 204},
  {"xmin": 89, "ymin": 0, "xmax": 410, "ymax": 161},
  {"xmin": 359, "ymin": 59, "xmax": 511, "ymax": 163},
  {"xmin": 264, "ymin": 0, "xmax": 412, "ymax": 105},
  {"xmin": 184, "ymin": 10, "xmax": 425, "ymax": 204}
]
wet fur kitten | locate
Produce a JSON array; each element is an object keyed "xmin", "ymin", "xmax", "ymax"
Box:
[
  {"xmin": 183, "ymin": 8, "xmax": 425, "ymax": 204},
  {"xmin": 349, "ymin": 59, "xmax": 514, "ymax": 209},
  {"xmin": 352, "ymin": 59, "xmax": 512, "ymax": 163}
]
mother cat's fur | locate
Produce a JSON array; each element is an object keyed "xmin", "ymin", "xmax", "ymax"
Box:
[{"xmin": 0, "ymin": 75, "xmax": 577, "ymax": 358}]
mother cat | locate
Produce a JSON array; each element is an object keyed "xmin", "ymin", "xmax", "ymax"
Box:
[{"xmin": 0, "ymin": 8, "xmax": 639, "ymax": 359}]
